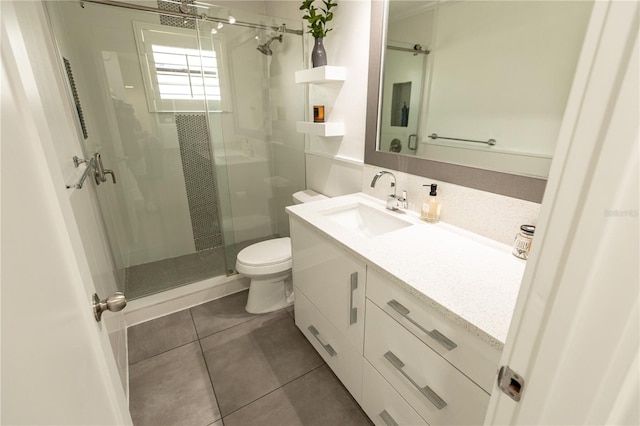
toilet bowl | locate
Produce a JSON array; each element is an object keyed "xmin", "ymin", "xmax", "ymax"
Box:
[{"xmin": 236, "ymin": 190, "xmax": 327, "ymax": 314}]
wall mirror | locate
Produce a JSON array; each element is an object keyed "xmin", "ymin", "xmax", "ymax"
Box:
[{"xmin": 365, "ymin": 0, "xmax": 593, "ymax": 203}]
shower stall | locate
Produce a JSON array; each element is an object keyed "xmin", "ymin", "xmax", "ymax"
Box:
[{"xmin": 45, "ymin": 0, "xmax": 306, "ymax": 299}]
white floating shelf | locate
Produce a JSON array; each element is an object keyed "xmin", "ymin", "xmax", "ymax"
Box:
[
  {"xmin": 295, "ymin": 66, "xmax": 346, "ymax": 84},
  {"xmin": 296, "ymin": 121, "xmax": 344, "ymax": 137}
]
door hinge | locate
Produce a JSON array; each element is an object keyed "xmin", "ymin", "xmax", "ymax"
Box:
[{"xmin": 498, "ymin": 365, "xmax": 525, "ymax": 402}]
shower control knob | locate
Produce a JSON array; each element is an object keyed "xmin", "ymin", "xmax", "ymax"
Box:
[{"xmin": 92, "ymin": 291, "xmax": 127, "ymax": 322}]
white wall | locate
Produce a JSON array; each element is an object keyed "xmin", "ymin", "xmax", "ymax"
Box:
[{"xmin": 304, "ymin": 0, "xmax": 371, "ymax": 197}]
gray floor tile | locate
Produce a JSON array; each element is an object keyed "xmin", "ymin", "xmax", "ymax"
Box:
[
  {"xmin": 223, "ymin": 365, "xmax": 371, "ymax": 426},
  {"xmin": 128, "ymin": 309, "xmax": 198, "ymax": 364},
  {"xmin": 200, "ymin": 312, "xmax": 324, "ymax": 417},
  {"xmin": 223, "ymin": 387, "xmax": 301, "ymax": 426},
  {"xmin": 190, "ymin": 291, "xmax": 258, "ymax": 338},
  {"xmin": 130, "ymin": 342, "xmax": 220, "ymax": 426}
]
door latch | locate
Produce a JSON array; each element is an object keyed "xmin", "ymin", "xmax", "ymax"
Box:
[{"xmin": 497, "ymin": 365, "xmax": 525, "ymax": 402}]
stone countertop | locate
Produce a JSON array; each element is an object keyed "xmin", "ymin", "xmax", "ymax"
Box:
[{"xmin": 286, "ymin": 192, "xmax": 526, "ymax": 349}]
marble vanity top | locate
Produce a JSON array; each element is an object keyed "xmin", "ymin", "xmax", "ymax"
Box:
[{"xmin": 286, "ymin": 192, "xmax": 526, "ymax": 349}]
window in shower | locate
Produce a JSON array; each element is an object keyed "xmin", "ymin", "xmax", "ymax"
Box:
[
  {"xmin": 151, "ymin": 45, "xmax": 220, "ymax": 101},
  {"xmin": 133, "ymin": 21, "xmax": 231, "ymax": 112}
]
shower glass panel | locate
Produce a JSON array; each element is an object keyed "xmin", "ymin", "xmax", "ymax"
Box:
[
  {"xmin": 195, "ymin": 12, "xmax": 306, "ymax": 272},
  {"xmin": 45, "ymin": 1, "xmax": 305, "ymax": 300}
]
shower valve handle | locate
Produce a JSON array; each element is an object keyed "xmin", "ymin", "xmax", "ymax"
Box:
[{"xmin": 93, "ymin": 152, "xmax": 117, "ymax": 185}]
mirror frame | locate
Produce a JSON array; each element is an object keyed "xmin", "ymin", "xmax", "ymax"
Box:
[{"xmin": 364, "ymin": 0, "xmax": 547, "ymax": 203}]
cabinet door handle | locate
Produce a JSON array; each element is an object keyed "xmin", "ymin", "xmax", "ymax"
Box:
[
  {"xmin": 379, "ymin": 410, "xmax": 399, "ymax": 426},
  {"xmin": 384, "ymin": 351, "xmax": 447, "ymax": 410},
  {"xmin": 387, "ymin": 299, "xmax": 457, "ymax": 351},
  {"xmin": 349, "ymin": 272, "xmax": 358, "ymax": 325},
  {"xmin": 308, "ymin": 325, "xmax": 337, "ymax": 357}
]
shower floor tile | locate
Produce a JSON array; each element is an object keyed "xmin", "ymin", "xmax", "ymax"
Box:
[
  {"xmin": 127, "ymin": 291, "xmax": 372, "ymax": 426},
  {"xmin": 124, "ymin": 235, "xmax": 279, "ymax": 300},
  {"xmin": 125, "ymin": 247, "xmax": 227, "ymax": 300}
]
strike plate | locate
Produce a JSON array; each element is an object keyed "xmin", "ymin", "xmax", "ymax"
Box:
[{"xmin": 498, "ymin": 365, "xmax": 525, "ymax": 402}]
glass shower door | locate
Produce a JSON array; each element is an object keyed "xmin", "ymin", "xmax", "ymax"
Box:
[
  {"xmin": 45, "ymin": 1, "xmax": 234, "ymax": 299},
  {"xmin": 194, "ymin": 13, "xmax": 306, "ymax": 273}
]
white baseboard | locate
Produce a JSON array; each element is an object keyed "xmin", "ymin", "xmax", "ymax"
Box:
[{"xmin": 124, "ymin": 274, "xmax": 250, "ymax": 327}]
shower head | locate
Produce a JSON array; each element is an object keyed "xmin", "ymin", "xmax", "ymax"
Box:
[{"xmin": 257, "ymin": 34, "xmax": 283, "ymax": 56}]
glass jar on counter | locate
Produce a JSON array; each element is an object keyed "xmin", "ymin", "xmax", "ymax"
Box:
[{"xmin": 512, "ymin": 225, "xmax": 535, "ymax": 260}]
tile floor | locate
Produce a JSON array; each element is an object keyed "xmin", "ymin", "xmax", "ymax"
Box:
[{"xmin": 128, "ymin": 290, "xmax": 372, "ymax": 426}]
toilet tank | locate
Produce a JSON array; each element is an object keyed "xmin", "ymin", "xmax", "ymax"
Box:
[{"xmin": 292, "ymin": 190, "xmax": 327, "ymax": 205}]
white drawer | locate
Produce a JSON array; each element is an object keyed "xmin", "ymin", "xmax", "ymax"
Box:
[
  {"xmin": 365, "ymin": 300, "xmax": 490, "ymax": 425},
  {"xmin": 291, "ymin": 219, "xmax": 366, "ymax": 353},
  {"xmin": 367, "ymin": 268, "xmax": 501, "ymax": 392},
  {"xmin": 295, "ymin": 290, "xmax": 363, "ymax": 403},
  {"xmin": 362, "ymin": 361, "xmax": 428, "ymax": 426}
]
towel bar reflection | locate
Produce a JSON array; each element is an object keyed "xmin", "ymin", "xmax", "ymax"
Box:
[
  {"xmin": 66, "ymin": 156, "xmax": 96, "ymax": 189},
  {"xmin": 429, "ymin": 133, "xmax": 496, "ymax": 146}
]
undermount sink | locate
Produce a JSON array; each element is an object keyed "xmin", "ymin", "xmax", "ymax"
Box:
[{"xmin": 321, "ymin": 202, "xmax": 412, "ymax": 238}]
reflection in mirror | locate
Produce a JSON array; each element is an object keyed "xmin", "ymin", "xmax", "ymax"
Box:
[{"xmin": 366, "ymin": 0, "xmax": 593, "ymax": 202}]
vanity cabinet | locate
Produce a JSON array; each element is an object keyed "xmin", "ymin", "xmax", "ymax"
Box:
[
  {"xmin": 365, "ymin": 300, "xmax": 490, "ymax": 425},
  {"xmin": 291, "ymin": 218, "xmax": 366, "ymax": 352},
  {"xmin": 290, "ymin": 216, "xmax": 501, "ymax": 425},
  {"xmin": 295, "ymin": 290, "xmax": 364, "ymax": 400},
  {"xmin": 362, "ymin": 361, "xmax": 428, "ymax": 426},
  {"xmin": 367, "ymin": 269, "xmax": 501, "ymax": 393},
  {"xmin": 291, "ymin": 218, "xmax": 366, "ymax": 401}
]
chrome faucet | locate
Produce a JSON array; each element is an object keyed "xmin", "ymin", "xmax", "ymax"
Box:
[{"xmin": 370, "ymin": 171, "xmax": 407, "ymax": 211}]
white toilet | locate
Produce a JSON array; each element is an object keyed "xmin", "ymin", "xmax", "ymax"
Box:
[{"xmin": 236, "ymin": 190, "xmax": 327, "ymax": 314}]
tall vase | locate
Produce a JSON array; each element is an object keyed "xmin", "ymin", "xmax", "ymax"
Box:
[{"xmin": 312, "ymin": 37, "xmax": 327, "ymax": 68}]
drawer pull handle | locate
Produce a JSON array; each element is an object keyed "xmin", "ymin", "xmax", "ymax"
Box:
[
  {"xmin": 379, "ymin": 410, "xmax": 399, "ymax": 426},
  {"xmin": 350, "ymin": 272, "xmax": 358, "ymax": 325},
  {"xmin": 308, "ymin": 325, "xmax": 337, "ymax": 357},
  {"xmin": 387, "ymin": 299, "xmax": 457, "ymax": 351},
  {"xmin": 384, "ymin": 351, "xmax": 447, "ymax": 410}
]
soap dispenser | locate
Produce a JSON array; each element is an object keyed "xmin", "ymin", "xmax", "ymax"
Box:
[{"xmin": 421, "ymin": 184, "xmax": 441, "ymax": 223}]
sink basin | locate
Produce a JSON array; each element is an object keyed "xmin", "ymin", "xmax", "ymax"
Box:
[{"xmin": 321, "ymin": 202, "xmax": 412, "ymax": 238}]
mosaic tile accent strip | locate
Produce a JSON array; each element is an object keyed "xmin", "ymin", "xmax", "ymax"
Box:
[
  {"xmin": 157, "ymin": 0, "xmax": 196, "ymax": 30},
  {"xmin": 63, "ymin": 57, "xmax": 88, "ymax": 139},
  {"xmin": 176, "ymin": 114, "xmax": 223, "ymax": 251}
]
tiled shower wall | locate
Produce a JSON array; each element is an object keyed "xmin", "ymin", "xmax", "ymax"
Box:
[
  {"xmin": 175, "ymin": 114, "xmax": 223, "ymax": 251},
  {"xmin": 159, "ymin": 1, "xmax": 223, "ymax": 253}
]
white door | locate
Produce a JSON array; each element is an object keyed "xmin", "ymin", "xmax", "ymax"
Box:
[
  {"xmin": 485, "ymin": 1, "xmax": 639, "ymax": 424},
  {"xmin": 1, "ymin": 1, "xmax": 131, "ymax": 424}
]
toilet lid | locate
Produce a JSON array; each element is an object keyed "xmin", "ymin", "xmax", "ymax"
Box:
[{"xmin": 237, "ymin": 237, "xmax": 291, "ymax": 267}]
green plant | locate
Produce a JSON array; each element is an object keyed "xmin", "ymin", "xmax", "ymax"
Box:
[{"xmin": 300, "ymin": 0, "xmax": 338, "ymax": 39}]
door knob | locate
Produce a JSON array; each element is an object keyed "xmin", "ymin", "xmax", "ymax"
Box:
[{"xmin": 92, "ymin": 292, "xmax": 127, "ymax": 322}]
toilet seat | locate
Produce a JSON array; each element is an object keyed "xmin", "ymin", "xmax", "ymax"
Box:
[{"xmin": 236, "ymin": 237, "xmax": 292, "ymax": 275}]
